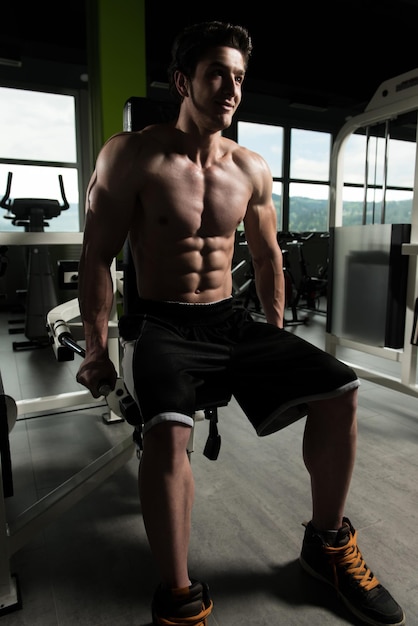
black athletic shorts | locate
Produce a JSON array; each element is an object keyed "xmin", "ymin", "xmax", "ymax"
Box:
[{"xmin": 119, "ymin": 297, "xmax": 359, "ymax": 437}]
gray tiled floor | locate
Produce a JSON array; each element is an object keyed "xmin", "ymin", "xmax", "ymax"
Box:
[{"xmin": 1, "ymin": 308, "xmax": 417, "ymax": 625}]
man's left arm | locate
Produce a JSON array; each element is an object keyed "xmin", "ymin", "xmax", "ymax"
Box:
[{"xmin": 243, "ymin": 155, "xmax": 285, "ymax": 328}]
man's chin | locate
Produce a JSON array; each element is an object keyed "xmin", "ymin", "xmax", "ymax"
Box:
[{"xmin": 215, "ymin": 112, "xmax": 233, "ymax": 130}]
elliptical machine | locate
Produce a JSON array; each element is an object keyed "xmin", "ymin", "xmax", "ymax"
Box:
[{"xmin": 0, "ymin": 171, "xmax": 69, "ymax": 350}]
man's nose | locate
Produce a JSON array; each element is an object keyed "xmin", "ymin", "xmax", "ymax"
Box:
[{"xmin": 222, "ymin": 76, "xmax": 235, "ymax": 96}]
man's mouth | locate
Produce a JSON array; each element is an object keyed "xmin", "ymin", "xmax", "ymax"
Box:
[{"xmin": 216, "ymin": 101, "xmax": 234, "ymax": 111}]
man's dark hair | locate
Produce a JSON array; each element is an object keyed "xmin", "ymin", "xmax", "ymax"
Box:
[{"xmin": 168, "ymin": 21, "xmax": 252, "ymax": 101}]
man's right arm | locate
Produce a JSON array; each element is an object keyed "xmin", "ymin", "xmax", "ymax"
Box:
[{"xmin": 76, "ymin": 133, "xmax": 139, "ymax": 397}]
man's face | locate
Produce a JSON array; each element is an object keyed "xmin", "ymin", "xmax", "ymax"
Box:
[{"xmin": 185, "ymin": 46, "xmax": 246, "ymax": 131}]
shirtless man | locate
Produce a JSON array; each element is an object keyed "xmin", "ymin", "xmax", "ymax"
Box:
[{"xmin": 76, "ymin": 21, "xmax": 405, "ymax": 626}]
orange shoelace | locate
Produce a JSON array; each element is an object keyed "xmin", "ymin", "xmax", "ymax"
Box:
[{"xmin": 324, "ymin": 529, "xmax": 380, "ymax": 593}]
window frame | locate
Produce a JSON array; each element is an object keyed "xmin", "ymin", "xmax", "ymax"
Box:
[{"xmin": 0, "ymin": 82, "xmax": 91, "ymax": 233}]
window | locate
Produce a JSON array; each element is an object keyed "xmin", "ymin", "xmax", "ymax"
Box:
[
  {"xmin": 238, "ymin": 122, "xmax": 332, "ymax": 232},
  {"xmin": 289, "ymin": 129, "xmax": 331, "ymax": 232},
  {"xmin": 340, "ymin": 116, "xmax": 416, "ymax": 225},
  {"xmin": 0, "ymin": 86, "xmax": 81, "ymax": 232},
  {"xmin": 238, "ymin": 121, "xmax": 283, "ymax": 229}
]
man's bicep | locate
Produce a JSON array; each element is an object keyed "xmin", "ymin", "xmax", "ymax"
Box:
[
  {"xmin": 86, "ymin": 145, "xmax": 137, "ymax": 254},
  {"xmin": 89, "ymin": 132, "xmax": 138, "ymax": 212},
  {"xmin": 244, "ymin": 199, "xmax": 278, "ymax": 258},
  {"xmin": 83, "ymin": 180, "xmax": 133, "ymax": 263}
]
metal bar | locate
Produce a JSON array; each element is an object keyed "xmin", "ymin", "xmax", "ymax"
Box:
[
  {"xmin": 381, "ymin": 120, "xmax": 390, "ymax": 223},
  {"xmin": 16, "ymin": 390, "xmax": 103, "ymax": 417},
  {"xmin": 363, "ymin": 128, "xmax": 370, "ymax": 224}
]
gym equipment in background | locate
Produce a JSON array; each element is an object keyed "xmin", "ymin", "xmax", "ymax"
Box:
[
  {"xmin": 327, "ymin": 66, "xmax": 418, "ymax": 398},
  {"xmin": 0, "ymin": 245, "xmax": 8, "ymax": 304},
  {"xmin": 48, "ymin": 313, "xmax": 139, "ymax": 425},
  {"xmin": 231, "ymin": 230, "xmax": 262, "ymax": 316},
  {"xmin": 280, "ymin": 231, "xmax": 329, "ymax": 326},
  {"xmin": 0, "ymin": 171, "xmax": 69, "ymax": 350},
  {"xmin": 0, "ymin": 290, "xmax": 135, "ymax": 616}
]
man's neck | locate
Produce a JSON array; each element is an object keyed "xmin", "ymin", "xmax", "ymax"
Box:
[{"xmin": 174, "ymin": 115, "xmax": 225, "ymax": 167}]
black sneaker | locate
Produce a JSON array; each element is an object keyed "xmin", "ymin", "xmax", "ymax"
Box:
[
  {"xmin": 299, "ymin": 517, "xmax": 405, "ymax": 626},
  {"xmin": 152, "ymin": 579, "xmax": 213, "ymax": 625}
]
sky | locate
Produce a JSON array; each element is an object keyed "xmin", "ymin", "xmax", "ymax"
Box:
[{"xmin": 0, "ymin": 87, "xmax": 78, "ymax": 197}]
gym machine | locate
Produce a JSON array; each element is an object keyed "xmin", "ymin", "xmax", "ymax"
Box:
[
  {"xmin": 231, "ymin": 230, "xmax": 263, "ymax": 316},
  {"xmin": 0, "ymin": 280, "xmax": 137, "ymax": 615},
  {"xmin": 0, "ymin": 171, "xmax": 69, "ymax": 350},
  {"xmin": 280, "ymin": 232, "xmax": 329, "ymax": 326},
  {"xmin": 0, "ymin": 259, "xmax": 231, "ymax": 614},
  {"xmin": 326, "ymin": 66, "xmax": 418, "ymax": 398},
  {"xmin": 0, "ymin": 96, "xmax": 231, "ymax": 614},
  {"xmin": 0, "ymin": 97, "xmax": 226, "ymax": 606}
]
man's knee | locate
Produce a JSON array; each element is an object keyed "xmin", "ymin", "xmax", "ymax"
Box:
[
  {"xmin": 143, "ymin": 420, "xmax": 193, "ymax": 453},
  {"xmin": 308, "ymin": 387, "xmax": 358, "ymax": 418}
]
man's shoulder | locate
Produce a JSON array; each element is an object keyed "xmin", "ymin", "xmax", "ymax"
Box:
[
  {"xmin": 100, "ymin": 124, "xmax": 174, "ymax": 159},
  {"xmin": 227, "ymin": 139, "xmax": 269, "ymax": 174}
]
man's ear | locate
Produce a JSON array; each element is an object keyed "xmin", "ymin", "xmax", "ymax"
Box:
[{"xmin": 174, "ymin": 71, "xmax": 189, "ymax": 98}]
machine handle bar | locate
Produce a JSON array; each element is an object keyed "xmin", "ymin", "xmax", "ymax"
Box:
[{"xmin": 59, "ymin": 334, "xmax": 110, "ymax": 396}]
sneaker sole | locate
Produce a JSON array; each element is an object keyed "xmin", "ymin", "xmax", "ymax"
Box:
[
  {"xmin": 152, "ymin": 598, "xmax": 213, "ymax": 625},
  {"xmin": 152, "ymin": 615, "xmax": 210, "ymax": 625},
  {"xmin": 299, "ymin": 555, "xmax": 405, "ymax": 626}
]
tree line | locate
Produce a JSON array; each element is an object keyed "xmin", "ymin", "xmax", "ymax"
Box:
[{"xmin": 273, "ymin": 195, "xmax": 412, "ymax": 232}]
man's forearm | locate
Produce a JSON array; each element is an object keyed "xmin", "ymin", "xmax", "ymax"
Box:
[
  {"xmin": 255, "ymin": 265, "xmax": 285, "ymax": 328},
  {"xmin": 78, "ymin": 261, "xmax": 114, "ymax": 356}
]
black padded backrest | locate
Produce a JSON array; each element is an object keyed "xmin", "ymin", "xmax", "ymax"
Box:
[
  {"xmin": 123, "ymin": 96, "xmax": 178, "ymax": 132},
  {"xmin": 122, "ymin": 239, "xmax": 140, "ymax": 316}
]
